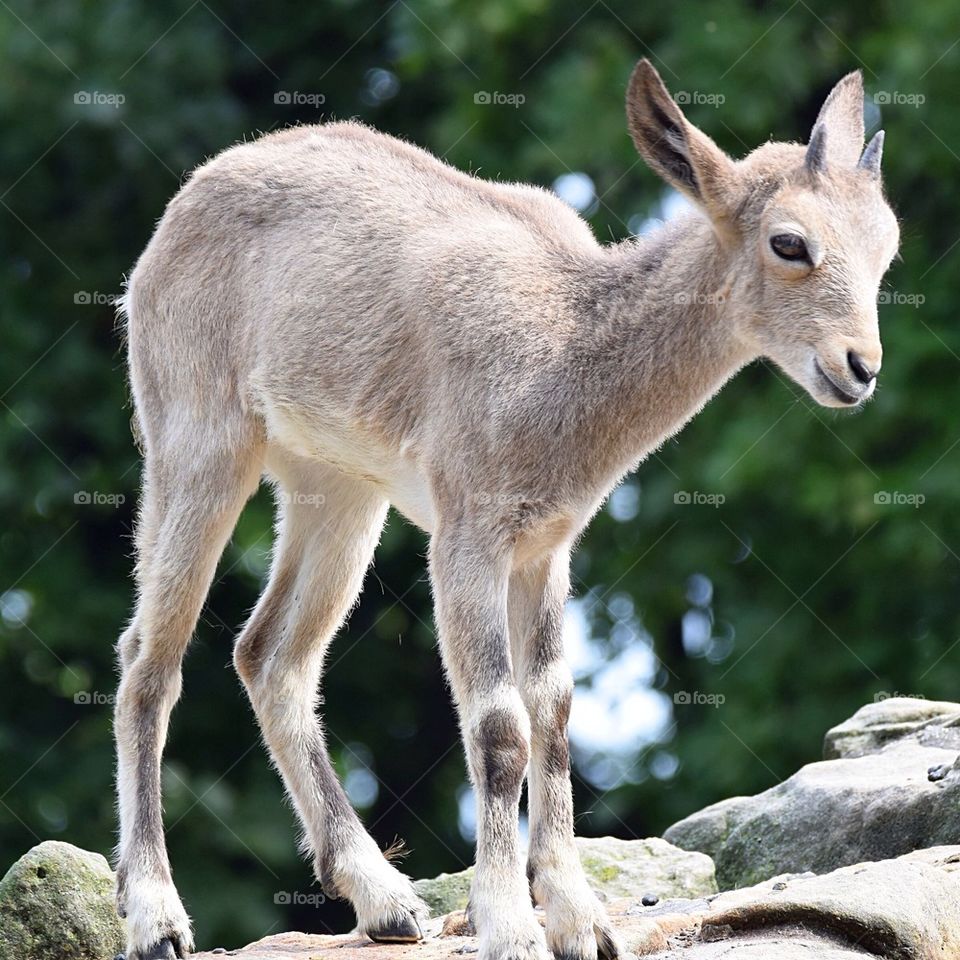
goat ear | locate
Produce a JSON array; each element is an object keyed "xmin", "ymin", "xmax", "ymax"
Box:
[
  {"xmin": 626, "ymin": 59, "xmax": 736, "ymax": 226},
  {"xmin": 809, "ymin": 71, "xmax": 865, "ymax": 168}
]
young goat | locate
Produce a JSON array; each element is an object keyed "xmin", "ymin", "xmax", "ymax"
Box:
[{"xmin": 115, "ymin": 60, "xmax": 898, "ymax": 960}]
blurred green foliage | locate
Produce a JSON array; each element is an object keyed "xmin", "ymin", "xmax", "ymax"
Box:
[{"xmin": 1, "ymin": 0, "xmax": 957, "ymax": 948}]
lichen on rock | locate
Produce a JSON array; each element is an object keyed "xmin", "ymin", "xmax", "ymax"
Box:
[
  {"xmin": 413, "ymin": 836, "xmax": 716, "ymax": 917},
  {"xmin": 0, "ymin": 840, "xmax": 124, "ymax": 960}
]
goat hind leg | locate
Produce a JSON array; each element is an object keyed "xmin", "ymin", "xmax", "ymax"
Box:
[
  {"xmin": 234, "ymin": 466, "xmax": 428, "ymax": 942},
  {"xmin": 115, "ymin": 439, "xmax": 261, "ymax": 960}
]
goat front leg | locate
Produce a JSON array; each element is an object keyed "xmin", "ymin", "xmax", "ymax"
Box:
[
  {"xmin": 430, "ymin": 530, "xmax": 549, "ymax": 960},
  {"xmin": 511, "ymin": 553, "xmax": 626, "ymax": 960}
]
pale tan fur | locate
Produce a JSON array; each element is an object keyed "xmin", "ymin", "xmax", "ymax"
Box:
[{"xmin": 113, "ymin": 60, "xmax": 898, "ymax": 960}]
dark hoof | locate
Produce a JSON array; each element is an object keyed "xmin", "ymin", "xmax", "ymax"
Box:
[
  {"xmin": 368, "ymin": 913, "xmax": 423, "ymax": 943},
  {"xmin": 142, "ymin": 939, "xmax": 179, "ymax": 960},
  {"xmin": 596, "ymin": 926, "xmax": 623, "ymax": 960}
]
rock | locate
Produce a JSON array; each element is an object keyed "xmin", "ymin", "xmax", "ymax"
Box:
[
  {"xmin": 0, "ymin": 841, "xmax": 124, "ymax": 960},
  {"xmin": 662, "ymin": 797, "xmax": 743, "ymax": 871},
  {"xmin": 823, "ymin": 697, "xmax": 960, "ymax": 759},
  {"xmin": 665, "ymin": 698, "xmax": 960, "ymax": 889},
  {"xmin": 575, "ymin": 836, "xmax": 717, "ymax": 902},
  {"xmin": 412, "ymin": 836, "xmax": 716, "ymax": 916},
  {"xmin": 693, "ymin": 845, "xmax": 960, "ymax": 959},
  {"xmin": 193, "ymin": 846, "xmax": 960, "ymax": 959},
  {"xmin": 414, "ymin": 867, "xmax": 475, "ymax": 918}
]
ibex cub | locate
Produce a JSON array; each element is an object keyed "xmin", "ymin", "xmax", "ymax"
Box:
[{"xmin": 115, "ymin": 61, "xmax": 898, "ymax": 960}]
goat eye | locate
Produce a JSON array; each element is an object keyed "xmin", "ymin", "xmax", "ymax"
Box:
[{"xmin": 770, "ymin": 233, "xmax": 809, "ymax": 262}]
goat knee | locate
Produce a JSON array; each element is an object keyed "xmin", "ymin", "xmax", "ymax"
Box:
[
  {"xmin": 473, "ymin": 705, "xmax": 530, "ymax": 800},
  {"xmin": 116, "ymin": 621, "xmax": 141, "ymax": 670},
  {"xmin": 116, "ymin": 657, "xmax": 182, "ymax": 724},
  {"xmin": 233, "ymin": 615, "xmax": 278, "ymax": 690},
  {"xmin": 232, "ymin": 635, "xmax": 261, "ymax": 690}
]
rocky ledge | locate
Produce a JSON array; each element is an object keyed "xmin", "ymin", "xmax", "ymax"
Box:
[
  {"xmin": 664, "ymin": 697, "xmax": 960, "ymax": 889},
  {"xmin": 2, "ymin": 698, "xmax": 959, "ymax": 959},
  {"xmin": 193, "ymin": 845, "xmax": 960, "ymax": 959}
]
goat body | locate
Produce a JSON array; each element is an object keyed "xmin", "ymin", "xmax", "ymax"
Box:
[{"xmin": 114, "ymin": 61, "xmax": 897, "ymax": 960}]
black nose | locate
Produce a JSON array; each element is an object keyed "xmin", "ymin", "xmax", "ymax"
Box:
[{"xmin": 847, "ymin": 351, "xmax": 878, "ymax": 384}]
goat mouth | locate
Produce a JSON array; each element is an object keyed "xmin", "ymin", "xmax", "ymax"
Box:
[{"xmin": 814, "ymin": 360, "xmax": 862, "ymax": 406}]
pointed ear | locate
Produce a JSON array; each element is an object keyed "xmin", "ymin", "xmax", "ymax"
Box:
[
  {"xmin": 809, "ymin": 71, "xmax": 865, "ymax": 167},
  {"xmin": 626, "ymin": 59, "xmax": 736, "ymax": 228}
]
